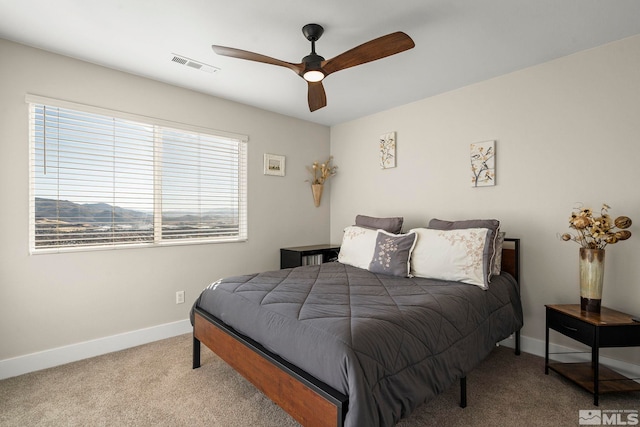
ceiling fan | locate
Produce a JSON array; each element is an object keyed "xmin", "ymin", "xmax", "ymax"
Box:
[{"xmin": 212, "ymin": 24, "xmax": 415, "ymax": 112}]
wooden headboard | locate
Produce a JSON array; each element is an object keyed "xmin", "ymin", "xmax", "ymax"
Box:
[{"xmin": 501, "ymin": 238, "xmax": 520, "ymax": 283}]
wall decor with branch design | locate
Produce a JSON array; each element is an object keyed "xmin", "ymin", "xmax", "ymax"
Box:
[
  {"xmin": 470, "ymin": 140, "xmax": 495, "ymax": 187},
  {"xmin": 379, "ymin": 132, "xmax": 396, "ymax": 169}
]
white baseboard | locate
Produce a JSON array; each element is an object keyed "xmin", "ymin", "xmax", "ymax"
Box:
[
  {"xmin": 0, "ymin": 319, "xmax": 192, "ymax": 380},
  {"xmin": 499, "ymin": 334, "xmax": 640, "ymax": 380},
  {"xmin": 3, "ymin": 326, "xmax": 638, "ymax": 383}
]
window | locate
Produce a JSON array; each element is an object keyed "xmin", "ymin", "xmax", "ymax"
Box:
[{"xmin": 28, "ymin": 95, "xmax": 248, "ymax": 252}]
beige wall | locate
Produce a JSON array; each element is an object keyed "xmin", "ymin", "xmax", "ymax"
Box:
[
  {"xmin": 330, "ymin": 35, "xmax": 640, "ymax": 365},
  {"xmin": 0, "ymin": 39, "xmax": 331, "ymax": 360}
]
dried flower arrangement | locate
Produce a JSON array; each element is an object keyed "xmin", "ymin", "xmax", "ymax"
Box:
[
  {"xmin": 560, "ymin": 203, "xmax": 632, "ymax": 249},
  {"xmin": 306, "ymin": 156, "xmax": 337, "ymax": 185}
]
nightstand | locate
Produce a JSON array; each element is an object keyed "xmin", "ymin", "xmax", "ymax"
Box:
[
  {"xmin": 280, "ymin": 244, "xmax": 340, "ymax": 269},
  {"xmin": 545, "ymin": 304, "xmax": 640, "ymax": 405}
]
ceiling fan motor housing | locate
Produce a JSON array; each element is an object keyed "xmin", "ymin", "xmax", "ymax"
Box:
[{"xmin": 302, "ymin": 53, "xmax": 325, "ymax": 65}]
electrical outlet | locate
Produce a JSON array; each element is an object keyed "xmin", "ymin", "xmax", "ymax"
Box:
[{"xmin": 176, "ymin": 290, "xmax": 185, "ymax": 304}]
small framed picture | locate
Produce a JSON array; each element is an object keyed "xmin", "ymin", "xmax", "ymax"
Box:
[
  {"xmin": 470, "ymin": 140, "xmax": 495, "ymax": 187},
  {"xmin": 264, "ymin": 153, "xmax": 285, "ymax": 176},
  {"xmin": 380, "ymin": 132, "xmax": 396, "ymax": 169}
]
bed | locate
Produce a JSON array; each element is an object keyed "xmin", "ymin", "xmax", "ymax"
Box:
[{"xmin": 191, "ymin": 221, "xmax": 523, "ymax": 427}]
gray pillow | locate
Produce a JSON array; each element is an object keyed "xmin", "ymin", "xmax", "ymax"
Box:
[
  {"xmin": 368, "ymin": 230, "xmax": 417, "ymax": 277},
  {"xmin": 355, "ymin": 215, "xmax": 403, "ymax": 234},
  {"xmin": 492, "ymin": 231, "xmax": 506, "ymax": 276},
  {"xmin": 428, "ymin": 218, "xmax": 500, "ymax": 281}
]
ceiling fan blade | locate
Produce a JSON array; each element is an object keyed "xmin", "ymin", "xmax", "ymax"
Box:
[
  {"xmin": 212, "ymin": 45, "xmax": 304, "ymax": 74},
  {"xmin": 307, "ymin": 81, "xmax": 327, "ymax": 112},
  {"xmin": 321, "ymin": 32, "xmax": 415, "ymax": 76}
]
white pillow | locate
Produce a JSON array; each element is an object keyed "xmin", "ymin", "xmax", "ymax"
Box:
[
  {"xmin": 338, "ymin": 225, "xmax": 378, "ymax": 270},
  {"xmin": 409, "ymin": 227, "xmax": 490, "ymax": 289}
]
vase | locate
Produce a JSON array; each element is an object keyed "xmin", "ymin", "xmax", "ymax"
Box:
[
  {"xmin": 311, "ymin": 183, "xmax": 323, "ymax": 207},
  {"xmin": 579, "ymin": 248, "xmax": 605, "ymax": 313}
]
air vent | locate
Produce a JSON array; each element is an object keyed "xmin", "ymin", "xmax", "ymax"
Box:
[
  {"xmin": 170, "ymin": 54, "xmax": 219, "ymax": 74},
  {"xmin": 171, "ymin": 56, "xmax": 188, "ymax": 65}
]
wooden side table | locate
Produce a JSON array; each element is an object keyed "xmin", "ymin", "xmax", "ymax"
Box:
[
  {"xmin": 280, "ymin": 244, "xmax": 340, "ymax": 269},
  {"xmin": 545, "ymin": 304, "xmax": 640, "ymax": 405}
]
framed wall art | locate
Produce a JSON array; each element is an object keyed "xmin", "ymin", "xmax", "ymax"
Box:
[
  {"xmin": 379, "ymin": 131, "xmax": 396, "ymax": 169},
  {"xmin": 264, "ymin": 153, "xmax": 285, "ymax": 176},
  {"xmin": 470, "ymin": 140, "xmax": 495, "ymax": 187}
]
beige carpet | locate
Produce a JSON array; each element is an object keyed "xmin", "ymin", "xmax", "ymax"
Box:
[{"xmin": 1, "ymin": 334, "xmax": 638, "ymax": 426}]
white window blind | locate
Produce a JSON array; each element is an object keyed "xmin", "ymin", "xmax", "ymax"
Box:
[{"xmin": 28, "ymin": 96, "xmax": 248, "ymax": 252}]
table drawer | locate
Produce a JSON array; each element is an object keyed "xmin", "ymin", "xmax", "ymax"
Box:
[
  {"xmin": 547, "ymin": 308, "xmax": 595, "ymax": 346},
  {"xmin": 599, "ymin": 325, "xmax": 640, "ymax": 347}
]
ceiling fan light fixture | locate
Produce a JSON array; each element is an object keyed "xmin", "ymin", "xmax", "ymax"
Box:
[
  {"xmin": 303, "ymin": 69, "xmax": 325, "ymax": 82},
  {"xmin": 211, "ymin": 23, "xmax": 414, "ymax": 112}
]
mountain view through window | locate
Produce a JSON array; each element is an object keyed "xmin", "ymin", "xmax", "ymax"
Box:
[{"xmin": 30, "ymin": 99, "xmax": 247, "ymax": 251}]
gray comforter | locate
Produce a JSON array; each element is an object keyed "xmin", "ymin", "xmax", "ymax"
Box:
[{"xmin": 192, "ymin": 261, "xmax": 523, "ymax": 427}]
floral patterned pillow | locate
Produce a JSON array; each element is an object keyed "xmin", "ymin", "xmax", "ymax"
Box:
[
  {"xmin": 409, "ymin": 227, "xmax": 491, "ymax": 289},
  {"xmin": 427, "ymin": 218, "xmax": 500, "ymax": 283},
  {"xmin": 338, "ymin": 226, "xmax": 379, "ymax": 270},
  {"xmin": 368, "ymin": 230, "xmax": 417, "ymax": 277}
]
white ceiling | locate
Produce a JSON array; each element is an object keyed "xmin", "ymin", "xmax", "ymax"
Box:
[{"xmin": 2, "ymin": 1, "xmax": 640, "ymax": 126}]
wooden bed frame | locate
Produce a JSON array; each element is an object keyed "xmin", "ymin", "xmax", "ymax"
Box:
[{"xmin": 193, "ymin": 238, "xmax": 521, "ymax": 427}]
